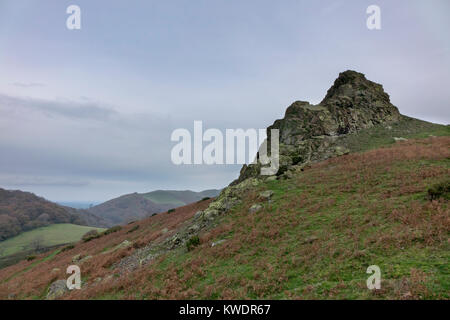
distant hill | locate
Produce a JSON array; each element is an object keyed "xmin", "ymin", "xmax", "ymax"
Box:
[
  {"xmin": 87, "ymin": 189, "xmax": 221, "ymax": 226},
  {"xmin": 57, "ymin": 202, "xmax": 100, "ymax": 209},
  {"xmin": 0, "ymin": 188, "xmax": 107, "ymax": 242}
]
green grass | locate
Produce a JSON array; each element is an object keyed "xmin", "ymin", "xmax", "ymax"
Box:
[
  {"xmin": 142, "ymin": 191, "xmax": 186, "ymax": 206},
  {"xmin": 0, "ymin": 224, "xmax": 105, "ymax": 258},
  {"xmin": 339, "ymin": 116, "xmax": 449, "ymax": 153}
]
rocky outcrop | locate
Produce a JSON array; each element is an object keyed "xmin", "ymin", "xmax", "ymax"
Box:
[
  {"xmin": 46, "ymin": 280, "xmax": 68, "ymax": 300},
  {"xmin": 113, "ymin": 70, "xmax": 405, "ymax": 274},
  {"xmin": 237, "ymin": 70, "xmax": 401, "ymax": 182}
]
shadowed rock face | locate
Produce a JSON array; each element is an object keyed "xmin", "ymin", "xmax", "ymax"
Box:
[
  {"xmin": 236, "ymin": 70, "xmax": 402, "ymax": 183},
  {"xmin": 320, "ymin": 70, "xmax": 401, "ymax": 134}
]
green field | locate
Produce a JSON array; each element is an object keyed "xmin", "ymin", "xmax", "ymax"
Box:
[
  {"xmin": 0, "ymin": 224, "xmax": 105, "ymax": 258},
  {"xmin": 142, "ymin": 191, "xmax": 186, "ymax": 206}
]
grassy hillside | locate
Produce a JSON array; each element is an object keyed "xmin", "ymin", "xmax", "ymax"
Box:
[
  {"xmin": 0, "ymin": 136, "xmax": 447, "ymax": 300},
  {"xmin": 79, "ymin": 136, "xmax": 446, "ymax": 300},
  {"xmin": 338, "ymin": 116, "xmax": 449, "ymax": 153},
  {"xmin": 0, "ymin": 189, "xmax": 92, "ymax": 241},
  {"xmin": 0, "ymin": 224, "xmax": 105, "ymax": 269},
  {"xmin": 0, "ymin": 224, "xmax": 105, "ymax": 258},
  {"xmin": 0, "ymin": 199, "xmax": 214, "ymax": 298}
]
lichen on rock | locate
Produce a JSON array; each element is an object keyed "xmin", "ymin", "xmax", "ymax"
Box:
[{"xmin": 237, "ymin": 70, "xmax": 402, "ymax": 182}]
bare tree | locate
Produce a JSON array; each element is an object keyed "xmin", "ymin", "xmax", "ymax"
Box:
[{"xmin": 29, "ymin": 236, "xmax": 45, "ymax": 253}]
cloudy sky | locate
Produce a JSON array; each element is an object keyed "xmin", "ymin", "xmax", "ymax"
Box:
[{"xmin": 0, "ymin": 0, "xmax": 449, "ymax": 202}]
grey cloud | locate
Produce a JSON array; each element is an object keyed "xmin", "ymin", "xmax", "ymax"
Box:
[
  {"xmin": 0, "ymin": 174, "xmax": 89, "ymax": 187},
  {"xmin": 0, "ymin": 94, "xmax": 117, "ymax": 121},
  {"xmin": 10, "ymin": 82, "xmax": 45, "ymax": 88}
]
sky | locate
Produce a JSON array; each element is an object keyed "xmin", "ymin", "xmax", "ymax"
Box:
[{"xmin": 0, "ymin": 0, "xmax": 449, "ymax": 202}]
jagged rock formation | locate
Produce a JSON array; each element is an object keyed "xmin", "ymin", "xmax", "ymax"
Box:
[
  {"xmin": 114, "ymin": 70, "xmax": 408, "ymax": 272},
  {"xmin": 155, "ymin": 70, "xmax": 405, "ymax": 253},
  {"xmin": 236, "ymin": 70, "xmax": 402, "ymax": 182}
]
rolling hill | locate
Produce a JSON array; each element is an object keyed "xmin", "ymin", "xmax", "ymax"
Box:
[
  {"xmin": 0, "ymin": 188, "xmax": 106, "ymax": 242},
  {"xmin": 0, "ymin": 187, "xmax": 219, "ymax": 268},
  {"xmin": 86, "ymin": 189, "xmax": 220, "ymax": 226}
]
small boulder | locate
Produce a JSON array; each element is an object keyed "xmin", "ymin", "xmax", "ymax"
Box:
[
  {"xmin": 194, "ymin": 210, "xmax": 204, "ymax": 219},
  {"xmin": 203, "ymin": 209, "xmax": 219, "ymax": 221},
  {"xmin": 280, "ymin": 170, "xmax": 294, "ymax": 180},
  {"xmin": 302, "ymin": 236, "xmax": 318, "ymax": 244},
  {"xmin": 116, "ymin": 240, "xmax": 131, "ymax": 250},
  {"xmin": 259, "ymin": 190, "xmax": 274, "ymax": 201},
  {"xmin": 46, "ymin": 280, "xmax": 69, "ymax": 300},
  {"xmin": 394, "ymin": 137, "xmax": 408, "ymax": 142},
  {"xmin": 249, "ymin": 204, "xmax": 263, "ymax": 214},
  {"xmin": 172, "ymin": 236, "xmax": 181, "ymax": 246},
  {"xmin": 334, "ymin": 146, "xmax": 350, "ymax": 156},
  {"xmin": 211, "ymin": 239, "xmax": 226, "ymax": 247},
  {"xmin": 79, "ymin": 255, "xmax": 92, "ymax": 264},
  {"xmin": 188, "ymin": 224, "xmax": 200, "ymax": 233},
  {"xmin": 72, "ymin": 254, "xmax": 81, "ymax": 263}
]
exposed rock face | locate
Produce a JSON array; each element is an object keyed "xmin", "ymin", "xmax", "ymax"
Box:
[
  {"xmin": 237, "ymin": 70, "xmax": 401, "ymax": 182},
  {"xmin": 320, "ymin": 70, "xmax": 401, "ymax": 133}
]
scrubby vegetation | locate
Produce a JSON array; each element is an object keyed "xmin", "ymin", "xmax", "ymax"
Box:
[
  {"xmin": 126, "ymin": 225, "xmax": 139, "ymax": 234},
  {"xmin": 0, "ymin": 137, "xmax": 448, "ymax": 300},
  {"xmin": 428, "ymin": 180, "xmax": 450, "ymax": 201},
  {"xmin": 186, "ymin": 236, "xmax": 200, "ymax": 251},
  {"xmin": 60, "ymin": 245, "xmax": 75, "ymax": 253},
  {"xmin": 82, "ymin": 230, "xmax": 101, "ymax": 242},
  {"xmin": 103, "ymin": 226, "xmax": 122, "ymax": 236}
]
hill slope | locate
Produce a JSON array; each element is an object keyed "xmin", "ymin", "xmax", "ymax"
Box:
[
  {"xmin": 0, "ymin": 70, "xmax": 447, "ymax": 300},
  {"xmin": 0, "ymin": 224, "xmax": 105, "ymax": 268},
  {"xmin": 0, "ymin": 137, "xmax": 447, "ymax": 299},
  {"xmin": 87, "ymin": 189, "xmax": 220, "ymax": 226},
  {"xmin": 0, "ymin": 189, "xmax": 106, "ymax": 241}
]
